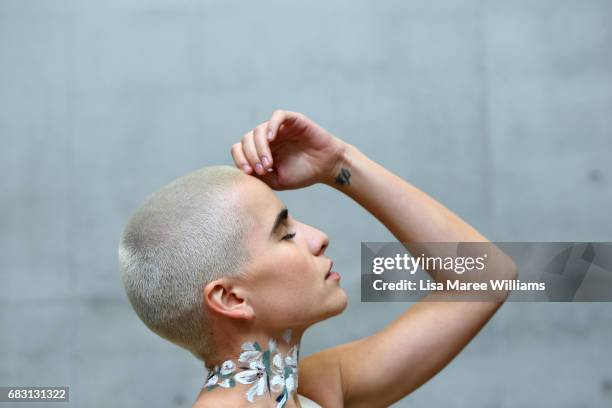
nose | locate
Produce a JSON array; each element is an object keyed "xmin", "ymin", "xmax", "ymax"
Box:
[
  {"xmin": 313, "ymin": 228, "xmax": 329, "ymax": 256},
  {"xmin": 300, "ymin": 222, "xmax": 329, "ymax": 256},
  {"xmin": 317, "ymin": 234, "xmax": 329, "ymax": 256}
]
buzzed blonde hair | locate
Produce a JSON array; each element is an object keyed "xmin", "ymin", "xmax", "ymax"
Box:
[{"xmin": 119, "ymin": 165, "xmax": 252, "ymax": 362}]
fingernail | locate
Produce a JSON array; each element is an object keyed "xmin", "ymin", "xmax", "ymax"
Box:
[
  {"xmin": 261, "ymin": 155, "xmax": 270, "ymax": 167},
  {"xmin": 242, "ymin": 164, "xmax": 252, "ymax": 173},
  {"xmin": 267, "ymin": 130, "xmax": 273, "ymax": 140},
  {"xmin": 255, "ymin": 163, "xmax": 264, "ymax": 174}
]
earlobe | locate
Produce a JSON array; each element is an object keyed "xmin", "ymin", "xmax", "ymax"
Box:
[{"xmin": 204, "ymin": 280, "xmax": 254, "ymax": 321}]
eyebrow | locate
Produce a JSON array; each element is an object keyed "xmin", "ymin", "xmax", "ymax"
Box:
[{"xmin": 270, "ymin": 207, "xmax": 289, "ymax": 236}]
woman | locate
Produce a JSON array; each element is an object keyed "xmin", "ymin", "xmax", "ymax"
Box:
[{"xmin": 119, "ymin": 110, "xmax": 516, "ymax": 407}]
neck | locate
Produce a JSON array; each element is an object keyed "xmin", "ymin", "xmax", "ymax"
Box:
[{"xmin": 203, "ymin": 328, "xmax": 302, "ymax": 407}]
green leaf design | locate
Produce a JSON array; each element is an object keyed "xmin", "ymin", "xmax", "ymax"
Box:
[
  {"xmin": 253, "ymin": 341, "xmax": 262, "ymax": 351},
  {"xmin": 263, "ymin": 350, "xmax": 271, "ymax": 393}
]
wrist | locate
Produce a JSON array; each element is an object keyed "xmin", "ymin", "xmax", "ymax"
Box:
[{"xmin": 322, "ymin": 138, "xmax": 356, "ymax": 188}]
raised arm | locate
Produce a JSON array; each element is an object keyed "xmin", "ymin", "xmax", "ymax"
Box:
[
  {"xmin": 230, "ymin": 110, "xmax": 517, "ymax": 407},
  {"xmin": 321, "ymin": 142, "xmax": 516, "ymax": 407}
]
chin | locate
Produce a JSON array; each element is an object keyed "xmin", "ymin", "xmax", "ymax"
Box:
[
  {"xmin": 320, "ymin": 289, "xmax": 348, "ymax": 320},
  {"xmin": 335, "ymin": 290, "xmax": 349, "ymax": 314}
]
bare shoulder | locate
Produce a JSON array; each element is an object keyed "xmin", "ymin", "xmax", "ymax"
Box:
[
  {"xmin": 191, "ymin": 388, "xmax": 212, "ymax": 408},
  {"xmin": 191, "ymin": 387, "xmax": 237, "ymax": 408}
]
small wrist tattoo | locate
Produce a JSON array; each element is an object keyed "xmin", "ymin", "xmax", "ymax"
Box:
[{"xmin": 335, "ymin": 167, "xmax": 351, "ymax": 186}]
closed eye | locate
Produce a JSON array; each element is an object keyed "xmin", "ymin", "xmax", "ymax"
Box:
[{"xmin": 282, "ymin": 232, "xmax": 296, "ymax": 241}]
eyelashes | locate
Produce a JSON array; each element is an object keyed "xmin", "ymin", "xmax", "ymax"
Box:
[
  {"xmin": 282, "ymin": 217, "xmax": 296, "ymax": 241},
  {"xmin": 282, "ymin": 232, "xmax": 296, "ymax": 241}
]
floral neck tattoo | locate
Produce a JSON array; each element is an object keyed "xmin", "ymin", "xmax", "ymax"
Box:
[{"xmin": 203, "ymin": 329, "xmax": 299, "ymax": 407}]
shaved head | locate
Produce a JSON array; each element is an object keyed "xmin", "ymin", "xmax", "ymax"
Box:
[{"xmin": 119, "ymin": 165, "xmax": 252, "ymax": 361}]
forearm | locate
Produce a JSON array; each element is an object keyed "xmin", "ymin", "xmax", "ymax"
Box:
[
  {"xmin": 326, "ymin": 142, "xmax": 486, "ymax": 243},
  {"xmin": 325, "ymin": 142, "xmax": 516, "ymax": 291}
]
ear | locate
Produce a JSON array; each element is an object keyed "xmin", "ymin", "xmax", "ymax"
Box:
[{"xmin": 204, "ymin": 279, "xmax": 254, "ymax": 321}]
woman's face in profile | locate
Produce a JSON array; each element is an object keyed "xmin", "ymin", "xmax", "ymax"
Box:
[{"xmin": 235, "ymin": 175, "xmax": 348, "ymax": 329}]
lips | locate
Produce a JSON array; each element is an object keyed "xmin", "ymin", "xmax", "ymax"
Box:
[{"xmin": 325, "ymin": 261, "xmax": 334, "ymax": 279}]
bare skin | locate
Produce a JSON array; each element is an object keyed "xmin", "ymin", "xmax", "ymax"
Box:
[{"xmin": 194, "ymin": 110, "xmax": 516, "ymax": 407}]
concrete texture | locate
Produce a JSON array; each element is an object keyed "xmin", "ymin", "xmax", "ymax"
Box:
[{"xmin": 1, "ymin": 0, "xmax": 611, "ymax": 406}]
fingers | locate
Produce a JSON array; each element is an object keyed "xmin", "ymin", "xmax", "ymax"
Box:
[
  {"xmin": 232, "ymin": 124, "xmax": 275, "ymax": 176},
  {"xmin": 253, "ymin": 124, "xmax": 273, "ymax": 172},
  {"xmin": 231, "ymin": 142, "xmax": 252, "ymax": 174},
  {"xmin": 267, "ymin": 109, "xmax": 301, "ymax": 142},
  {"xmin": 242, "ymin": 131, "xmax": 261, "ymax": 174},
  {"xmin": 231, "ymin": 109, "xmax": 303, "ymax": 176}
]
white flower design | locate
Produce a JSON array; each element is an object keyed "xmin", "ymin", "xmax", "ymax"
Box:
[
  {"xmin": 202, "ymin": 336, "xmax": 300, "ymax": 408},
  {"xmin": 204, "ymin": 370, "xmax": 218, "ymax": 388},
  {"xmin": 218, "ymin": 378, "xmax": 232, "ymax": 388},
  {"xmin": 285, "ymin": 345, "xmax": 298, "ymax": 368},
  {"xmin": 220, "ymin": 360, "xmax": 235, "ymax": 376},
  {"xmin": 269, "ymin": 343, "xmax": 300, "ymax": 407},
  {"xmin": 204, "ymin": 363, "xmax": 234, "ymax": 389},
  {"xmin": 270, "ymin": 351, "xmax": 285, "ymax": 393},
  {"xmin": 285, "ymin": 345, "xmax": 299, "ymax": 390},
  {"xmin": 234, "ymin": 360, "xmax": 267, "ymax": 402},
  {"xmin": 285, "ymin": 374, "xmax": 296, "ymax": 394},
  {"xmin": 239, "ymin": 342, "xmax": 262, "ymax": 364}
]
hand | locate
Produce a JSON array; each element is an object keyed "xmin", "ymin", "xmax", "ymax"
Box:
[{"xmin": 230, "ymin": 109, "xmax": 347, "ymax": 190}]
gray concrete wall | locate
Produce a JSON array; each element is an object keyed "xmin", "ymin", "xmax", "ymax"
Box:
[{"xmin": 1, "ymin": 0, "xmax": 611, "ymax": 407}]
